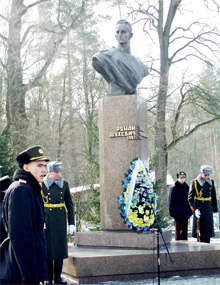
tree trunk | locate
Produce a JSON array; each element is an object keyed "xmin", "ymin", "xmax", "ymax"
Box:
[
  {"xmin": 66, "ymin": 32, "xmax": 80, "ymax": 186},
  {"xmin": 7, "ymin": 0, "xmax": 27, "ymax": 149},
  {"xmin": 155, "ymin": 68, "xmax": 169, "ymax": 198},
  {"xmin": 154, "ymin": 0, "xmax": 181, "ymax": 200}
]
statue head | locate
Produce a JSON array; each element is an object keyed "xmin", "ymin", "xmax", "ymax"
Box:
[
  {"xmin": 116, "ymin": 20, "xmax": 132, "ymax": 32},
  {"xmin": 115, "ymin": 19, "xmax": 133, "ymax": 48}
]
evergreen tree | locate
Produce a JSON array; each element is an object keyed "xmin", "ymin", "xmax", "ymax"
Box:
[{"xmin": 0, "ymin": 125, "xmax": 17, "ymax": 178}]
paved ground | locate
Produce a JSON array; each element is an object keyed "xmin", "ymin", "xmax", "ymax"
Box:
[
  {"xmin": 62, "ymin": 273, "xmax": 220, "ymax": 284},
  {"xmin": 62, "ymin": 233, "xmax": 220, "ymax": 284}
]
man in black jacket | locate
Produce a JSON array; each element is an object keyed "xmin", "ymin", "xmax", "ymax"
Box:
[
  {"xmin": 0, "ymin": 146, "xmax": 49, "ymax": 284},
  {"xmin": 169, "ymin": 171, "xmax": 192, "ymax": 240}
]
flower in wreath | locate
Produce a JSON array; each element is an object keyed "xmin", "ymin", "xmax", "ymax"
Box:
[{"xmin": 128, "ymin": 210, "xmax": 138, "ymax": 222}]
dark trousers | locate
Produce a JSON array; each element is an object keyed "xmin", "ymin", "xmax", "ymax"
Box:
[
  {"xmin": 200, "ymin": 237, "xmax": 210, "ymax": 243},
  {"xmin": 0, "ymin": 280, "xmax": 20, "ymax": 285},
  {"xmin": 0, "ymin": 280, "xmax": 39, "ymax": 285},
  {"xmin": 175, "ymin": 218, "xmax": 188, "ymax": 240},
  {"xmin": 48, "ymin": 259, "xmax": 63, "ymax": 281}
]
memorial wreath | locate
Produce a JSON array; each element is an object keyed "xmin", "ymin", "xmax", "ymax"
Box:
[{"xmin": 118, "ymin": 158, "xmax": 157, "ymax": 233}]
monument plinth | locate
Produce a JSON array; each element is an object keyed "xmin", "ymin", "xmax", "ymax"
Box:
[
  {"xmin": 99, "ymin": 94, "xmax": 148, "ymax": 230},
  {"xmin": 74, "ymin": 94, "xmax": 160, "ymax": 248},
  {"xmin": 75, "ymin": 94, "xmax": 172, "ymax": 248}
]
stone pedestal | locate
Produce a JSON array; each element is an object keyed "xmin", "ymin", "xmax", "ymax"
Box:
[
  {"xmin": 99, "ymin": 94, "xmax": 148, "ymax": 230},
  {"xmin": 63, "ymin": 241, "xmax": 220, "ymax": 284},
  {"xmin": 74, "ymin": 230, "xmax": 172, "ymax": 249}
]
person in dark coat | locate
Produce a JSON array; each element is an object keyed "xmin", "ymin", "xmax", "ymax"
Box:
[
  {"xmin": 42, "ymin": 161, "xmax": 75, "ymax": 285},
  {"xmin": 188, "ymin": 165, "xmax": 218, "ymax": 243},
  {"xmin": 0, "ymin": 146, "xmax": 49, "ymax": 284},
  {"xmin": 0, "ymin": 175, "xmax": 12, "ymax": 217},
  {"xmin": 0, "ymin": 176, "xmax": 12, "ymax": 243},
  {"xmin": 169, "ymin": 171, "xmax": 192, "ymax": 240}
]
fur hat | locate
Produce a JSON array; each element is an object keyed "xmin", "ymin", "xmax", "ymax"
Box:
[
  {"xmin": 200, "ymin": 165, "xmax": 213, "ymax": 175},
  {"xmin": 47, "ymin": 161, "xmax": 63, "ymax": 172}
]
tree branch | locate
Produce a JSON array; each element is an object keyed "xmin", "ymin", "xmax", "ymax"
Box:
[
  {"xmin": 168, "ymin": 116, "xmax": 220, "ymax": 150},
  {"xmin": 0, "ymin": 33, "xmax": 8, "ymax": 43},
  {"xmin": 0, "ymin": 13, "xmax": 8, "ymax": 21},
  {"xmin": 23, "ymin": 0, "xmax": 86, "ymax": 92}
]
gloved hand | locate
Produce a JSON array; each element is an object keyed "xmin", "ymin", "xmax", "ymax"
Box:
[
  {"xmin": 68, "ymin": 225, "xmax": 76, "ymax": 235},
  {"xmin": 195, "ymin": 209, "xmax": 201, "ymax": 219},
  {"xmin": 214, "ymin": 212, "xmax": 219, "ymax": 219}
]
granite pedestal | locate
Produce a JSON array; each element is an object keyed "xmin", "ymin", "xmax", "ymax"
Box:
[
  {"xmin": 63, "ymin": 241, "xmax": 220, "ymax": 284},
  {"xmin": 75, "ymin": 94, "xmax": 151, "ymax": 248},
  {"xmin": 74, "ymin": 230, "xmax": 172, "ymax": 249},
  {"xmin": 99, "ymin": 94, "xmax": 148, "ymax": 231},
  {"xmin": 67, "ymin": 95, "xmax": 174, "ymax": 282}
]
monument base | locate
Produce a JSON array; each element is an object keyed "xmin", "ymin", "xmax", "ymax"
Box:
[
  {"xmin": 63, "ymin": 241, "xmax": 220, "ymax": 284},
  {"xmin": 74, "ymin": 230, "xmax": 172, "ymax": 249}
]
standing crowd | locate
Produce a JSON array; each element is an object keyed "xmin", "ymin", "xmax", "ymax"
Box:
[
  {"xmin": 0, "ymin": 144, "xmax": 219, "ymax": 284},
  {"xmin": 0, "ymin": 145, "xmax": 75, "ymax": 285}
]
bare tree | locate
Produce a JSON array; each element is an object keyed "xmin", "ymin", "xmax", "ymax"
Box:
[
  {"xmin": 0, "ymin": 0, "xmax": 86, "ymax": 150},
  {"xmin": 129, "ymin": 0, "xmax": 220, "ymax": 198}
]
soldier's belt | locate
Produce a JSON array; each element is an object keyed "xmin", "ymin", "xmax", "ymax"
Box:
[
  {"xmin": 195, "ymin": 197, "xmax": 211, "ymax": 201},
  {"xmin": 44, "ymin": 203, "xmax": 65, "ymax": 208}
]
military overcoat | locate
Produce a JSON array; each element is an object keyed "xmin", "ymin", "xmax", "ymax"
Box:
[
  {"xmin": 169, "ymin": 181, "xmax": 192, "ymax": 220},
  {"xmin": 188, "ymin": 178, "xmax": 218, "ymax": 239},
  {"xmin": 42, "ymin": 180, "xmax": 74, "ymax": 260},
  {"xmin": 0, "ymin": 169, "xmax": 48, "ymax": 283}
]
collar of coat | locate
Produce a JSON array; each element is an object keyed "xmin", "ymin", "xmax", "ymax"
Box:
[
  {"xmin": 13, "ymin": 168, "xmax": 41, "ymax": 195},
  {"xmin": 175, "ymin": 180, "xmax": 189, "ymax": 188},
  {"xmin": 43, "ymin": 173, "xmax": 64, "ymax": 189},
  {"xmin": 196, "ymin": 174, "xmax": 212, "ymax": 186}
]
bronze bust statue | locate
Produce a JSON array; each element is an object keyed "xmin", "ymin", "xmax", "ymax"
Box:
[{"xmin": 92, "ymin": 19, "xmax": 149, "ymax": 95}]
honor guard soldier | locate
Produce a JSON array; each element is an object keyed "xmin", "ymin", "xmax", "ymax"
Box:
[
  {"xmin": 188, "ymin": 165, "xmax": 218, "ymax": 243},
  {"xmin": 0, "ymin": 146, "xmax": 49, "ymax": 284},
  {"xmin": 169, "ymin": 171, "xmax": 192, "ymax": 240},
  {"xmin": 42, "ymin": 161, "xmax": 75, "ymax": 285}
]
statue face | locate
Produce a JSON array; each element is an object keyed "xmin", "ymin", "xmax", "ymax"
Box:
[{"xmin": 115, "ymin": 23, "xmax": 133, "ymax": 45}]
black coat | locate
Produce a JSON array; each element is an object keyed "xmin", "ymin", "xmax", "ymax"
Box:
[
  {"xmin": 0, "ymin": 169, "xmax": 48, "ymax": 283},
  {"xmin": 188, "ymin": 178, "xmax": 218, "ymax": 239},
  {"xmin": 42, "ymin": 180, "xmax": 74, "ymax": 260},
  {"xmin": 169, "ymin": 181, "xmax": 192, "ymax": 220}
]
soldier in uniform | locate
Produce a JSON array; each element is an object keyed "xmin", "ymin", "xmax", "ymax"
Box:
[
  {"xmin": 0, "ymin": 176, "xmax": 12, "ymax": 243},
  {"xmin": 0, "ymin": 146, "xmax": 49, "ymax": 284},
  {"xmin": 42, "ymin": 161, "xmax": 75, "ymax": 285},
  {"xmin": 0, "ymin": 176, "xmax": 12, "ymax": 216},
  {"xmin": 169, "ymin": 171, "xmax": 192, "ymax": 240},
  {"xmin": 188, "ymin": 165, "xmax": 218, "ymax": 243}
]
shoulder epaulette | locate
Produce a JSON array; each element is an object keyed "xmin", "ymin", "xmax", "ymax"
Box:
[{"xmin": 19, "ymin": 179, "xmax": 27, "ymax": 184}]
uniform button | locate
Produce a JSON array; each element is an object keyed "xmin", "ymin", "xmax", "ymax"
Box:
[
  {"xmin": 49, "ymin": 198, "xmax": 51, "ymax": 200},
  {"xmin": 61, "ymin": 192, "xmax": 63, "ymax": 194},
  {"xmin": 60, "ymin": 197, "xmax": 63, "ymax": 199},
  {"xmin": 48, "ymin": 193, "xmax": 51, "ymax": 195},
  {"xmin": 50, "ymin": 209, "xmax": 52, "ymax": 211}
]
